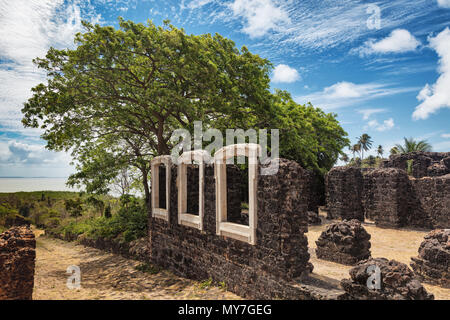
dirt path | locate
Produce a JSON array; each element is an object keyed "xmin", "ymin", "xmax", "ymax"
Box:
[
  {"xmin": 33, "ymin": 225, "xmax": 449, "ymax": 300},
  {"xmin": 33, "ymin": 232, "xmax": 240, "ymax": 300}
]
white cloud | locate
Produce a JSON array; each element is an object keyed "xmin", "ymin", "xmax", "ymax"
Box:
[
  {"xmin": 437, "ymin": 0, "xmax": 450, "ymax": 8},
  {"xmin": 0, "ymin": 0, "xmax": 100, "ymax": 136},
  {"xmin": 367, "ymin": 118, "xmax": 395, "ymax": 132},
  {"xmin": 357, "ymin": 108, "xmax": 388, "ymax": 120},
  {"xmin": 295, "ymin": 81, "xmax": 418, "ymax": 110},
  {"xmin": 228, "ymin": 0, "xmax": 290, "ymax": 38},
  {"xmin": 271, "ymin": 64, "xmax": 300, "ymax": 83},
  {"xmin": 413, "ymin": 27, "xmax": 450, "ymax": 120},
  {"xmin": 352, "ymin": 29, "xmax": 420, "ymax": 56},
  {"xmin": 0, "ymin": 140, "xmax": 72, "ymax": 166},
  {"xmin": 441, "ymin": 133, "xmax": 450, "ymax": 138}
]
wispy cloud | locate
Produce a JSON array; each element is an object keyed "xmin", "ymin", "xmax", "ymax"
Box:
[
  {"xmin": 366, "ymin": 118, "xmax": 395, "ymax": 132},
  {"xmin": 357, "ymin": 108, "xmax": 388, "ymax": 120},
  {"xmin": 0, "ymin": 0, "xmax": 100, "ymax": 136},
  {"xmin": 441, "ymin": 133, "xmax": 450, "ymax": 138},
  {"xmin": 413, "ymin": 27, "xmax": 450, "ymax": 120},
  {"xmin": 295, "ymin": 81, "xmax": 418, "ymax": 110}
]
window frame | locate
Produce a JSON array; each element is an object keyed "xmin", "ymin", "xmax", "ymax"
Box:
[
  {"xmin": 214, "ymin": 143, "xmax": 260, "ymax": 245},
  {"xmin": 177, "ymin": 150, "xmax": 210, "ymax": 230},
  {"xmin": 151, "ymin": 155, "xmax": 172, "ymax": 222}
]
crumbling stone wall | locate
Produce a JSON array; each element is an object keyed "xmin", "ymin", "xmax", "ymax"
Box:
[
  {"xmin": 362, "ymin": 168, "xmax": 410, "ymax": 228},
  {"xmin": 340, "ymin": 258, "xmax": 434, "ymax": 300},
  {"xmin": 410, "ymin": 229, "xmax": 449, "ymax": 288},
  {"xmin": 410, "ymin": 174, "xmax": 450, "ymax": 229},
  {"xmin": 0, "ymin": 226, "xmax": 36, "ymax": 300},
  {"xmin": 382, "ymin": 152, "xmax": 450, "ymax": 178},
  {"xmin": 315, "ymin": 219, "xmax": 371, "ymax": 265},
  {"xmin": 149, "ymin": 158, "xmax": 314, "ymax": 299},
  {"xmin": 325, "ymin": 167, "xmax": 364, "ymax": 221},
  {"xmin": 327, "ymin": 164, "xmax": 448, "ymax": 229}
]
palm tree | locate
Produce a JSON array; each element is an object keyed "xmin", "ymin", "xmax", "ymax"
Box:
[
  {"xmin": 390, "ymin": 146, "xmax": 399, "ymax": 155},
  {"xmin": 394, "ymin": 137, "xmax": 432, "ymax": 154},
  {"xmin": 377, "ymin": 145, "xmax": 384, "ymax": 158},
  {"xmin": 351, "ymin": 144, "xmax": 361, "ymax": 159},
  {"xmin": 340, "ymin": 154, "xmax": 349, "ymax": 164},
  {"xmin": 357, "ymin": 134, "xmax": 373, "ymax": 160}
]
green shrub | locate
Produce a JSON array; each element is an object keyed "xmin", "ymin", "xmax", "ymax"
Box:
[{"xmin": 135, "ymin": 263, "xmax": 160, "ymax": 274}]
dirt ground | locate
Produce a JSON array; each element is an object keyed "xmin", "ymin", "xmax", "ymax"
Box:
[
  {"xmin": 307, "ymin": 218, "xmax": 450, "ymax": 300},
  {"xmin": 32, "ymin": 230, "xmax": 240, "ymax": 300},
  {"xmin": 33, "ymin": 221, "xmax": 449, "ymax": 300}
]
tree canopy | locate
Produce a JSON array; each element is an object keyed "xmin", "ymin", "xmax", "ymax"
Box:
[{"xmin": 22, "ymin": 18, "xmax": 349, "ymax": 207}]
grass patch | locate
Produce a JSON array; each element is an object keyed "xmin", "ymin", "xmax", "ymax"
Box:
[
  {"xmin": 198, "ymin": 278, "xmax": 213, "ymax": 289},
  {"xmin": 135, "ymin": 263, "xmax": 160, "ymax": 275}
]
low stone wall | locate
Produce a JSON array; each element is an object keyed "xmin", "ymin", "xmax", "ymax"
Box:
[
  {"xmin": 340, "ymin": 258, "xmax": 434, "ymax": 300},
  {"xmin": 410, "ymin": 229, "xmax": 449, "ymax": 288},
  {"xmin": 45, "ymin": 229, "xmax": 151, "ymax": 262},
  {"xmin": 325, "ymin": 167, "xmax": 364, "ymax": 221},
  {"xmin": 0, "ymin": 226, "xmax": 36, "ymax": 300},
  {"xmin": 315, "ymin": 219, "xmax": 371, "ymax": 265},
  {"xmin": 149, "ymin": 158, "xmax": 336, "ymax": 299}
]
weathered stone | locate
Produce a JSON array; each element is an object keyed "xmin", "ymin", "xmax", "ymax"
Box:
[
  {"xmin": 325, "ymin": 167, "xmax": 364, "ymax": 221},
  {"xmin": 383, "ymin": 152, "xmax": 450, "ymax": 178},
  {"xmin": 0, "ymin": 226, "xmax": 36, "ymax": 300},
  {"xmin": 315, "ymin": 219, "xmax": 371, "ymax": 265},
  {"xmin": 362, "ymin": 168, "xmax": 410, "ymax": 228},
  {"xmin": 410, "ymin": 229, "xmax": 450, "ymax": 288},
  {"xmin": 410, "ymin": 175, "xmax": 450, "ymax": 229},
  {"xmin": 307, "ymin": 211, "xmax": 322, "ymax": 225},
  {"xmin": 340, "ymin": 258, "xmax": 434, "ymax": 300},
  {"xmin": 149, "ymin": 158, "xmax": 315, "ymax": 299}
]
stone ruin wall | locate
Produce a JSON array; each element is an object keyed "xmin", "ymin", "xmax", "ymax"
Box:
[
  {"xmin": 0, "ymin": 226, "xmax": 36, "ymax": 300},
  {"xmin": 149, "ymin": 158, "xmax": 317, "ymax": 299},
  {"xmin": 325, "ymin": 167, "xmax": 364, "ymax": 221},
  {"xmin": 382, "ymin": 151, "xmax": 450, "ymax": 178},
  {"xmin": 326, "ymin": 153, "xmax": 450, "ymax": 229}
]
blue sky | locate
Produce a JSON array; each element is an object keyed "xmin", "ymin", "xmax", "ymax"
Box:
[{"xmin": 1, "ymin": 0, "xmax": 450, "ymax": 177}]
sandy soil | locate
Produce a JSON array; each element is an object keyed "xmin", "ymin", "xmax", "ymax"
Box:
[
  {"xmin": 32, "ymin": 221, "xmax": 449, "ymax": 300},
  {"xmin": 33, "ymin": 232, "xmax": 240, "ymax": 300},
  {"xmin": 307, "ymin": 218, "xmax": 450, "ymax": 300}
]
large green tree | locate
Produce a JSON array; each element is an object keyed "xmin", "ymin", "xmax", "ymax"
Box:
[
  {"xmin": 22, "ymin": 18, "xmax": 273, "ymax": 210},
  {"xmin": 22, "ymin": 18, "xmax": 348, "ymax": 210}
]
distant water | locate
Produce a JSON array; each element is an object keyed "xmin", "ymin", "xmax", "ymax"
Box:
[{"xmin": 0, "ymin": 178, "xmax": 81, "ymax": 193}]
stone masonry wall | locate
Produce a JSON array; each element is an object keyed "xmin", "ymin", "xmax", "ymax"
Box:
[
  {"xmin": 325, "ymin": 167, "xmax": 364, "ymax": 221},
  {"xmin": 362, "ymin": 168, "xmax": 410, "ymax": 228},
  {"xmin": 382, "ymin": 152, "xmax": 450, "ymax": 178},
  {"xmin": 0, "ymin": 226, "xmax": 36, "ymax": 300},
  {"xmin": 326, "ymin": 165, "xmax": 449, "ymax": 229},
  {"xmin": 411, "ymin": 174, "xmax": 450, "ymax": 229},
  {"xmin": 149, "ymin": 158, "xmax": 314, "ymax": 299}
]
